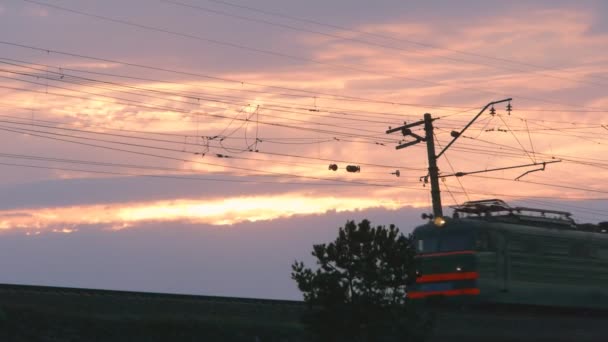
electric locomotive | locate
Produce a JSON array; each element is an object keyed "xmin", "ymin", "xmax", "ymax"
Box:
[{"xmin": 409, "ymin": 199, "xmax": 608, "ymax": 310}]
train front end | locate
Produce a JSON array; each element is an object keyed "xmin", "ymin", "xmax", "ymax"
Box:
[{"xmin": 408, "ymin": 218, "xmax": 480, "ymax": 301}]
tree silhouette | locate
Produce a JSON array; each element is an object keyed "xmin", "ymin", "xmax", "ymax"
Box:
[{"xmin": 292, "ymin": 219, "xmax": 430, "ymax": 341}]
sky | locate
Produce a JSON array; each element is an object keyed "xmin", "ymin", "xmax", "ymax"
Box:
[{"xmin": 0, "ymin": 0, "xmax": 607, "ymax": 299}]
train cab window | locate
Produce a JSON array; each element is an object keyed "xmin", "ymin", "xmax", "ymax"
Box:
[
  {"xmin": 414, "ymin": 229, "xmax": 473, "ymax": 254},
  {"xmin": 440, "ymin": 232, "xmax": 473, "ymax": 252},
  {"xmin": 415, "ymin": 236, "xmax": 439, "ymax": 253}
]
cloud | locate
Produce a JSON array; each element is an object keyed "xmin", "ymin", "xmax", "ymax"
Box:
[
  {"xmin": 0, "ymin": 1, "xmax": 606, "ymax": 232},
  {"xmin": 0, "ymin": 192, "xmax": 410, "ymax": 233},
  {"xmin": 0, "ymin": 206, "xmax": 425, "ymax": 299}
]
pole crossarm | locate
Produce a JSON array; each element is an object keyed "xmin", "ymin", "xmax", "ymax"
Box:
[
  {"xmin": 438, "ymin": 160, "xmax": 561, "ymax": 179},
  {"xmin": 396, "ymin": 139, "xmax": 423, "ymax": 150},
  {"xmin": 436, "ymin": 98, "xmax": 512, "ymax": 159},
  {"xmin": 385, "ymin": 119, "xmax": 425, "ymax": 134},
  {"xmin": 386, "ymin": 119, "xmax": 434, "ymax": 150}
]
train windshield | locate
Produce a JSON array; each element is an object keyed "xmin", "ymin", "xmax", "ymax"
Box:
[{"xmin": 415, "ymin": 229, "xmax": 473, "ymax": 254}]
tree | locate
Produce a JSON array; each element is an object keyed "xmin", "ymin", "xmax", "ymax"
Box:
[{"xmin": 291, "ymin": 219, "xmax": 431, "ymax": 342}]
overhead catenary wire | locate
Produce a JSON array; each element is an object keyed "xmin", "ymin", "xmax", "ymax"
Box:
[
  {"xmin": 161, "ymin": 0, "xmax": 608, "ymax": 90},
  {"xmin": 0, "ymin": 73, "xmax": 401, "ymax": 138},
  {"xmin": 467, "ymin": 174, "xmax": 608, "ymax": 195},
  {"xmin": 0, "ymin": 122, "xmax": 387, "ymax": 174},
  {"xmin": 3, "ymin": 41, "xmax": 604, "ymax": 120},
  {"xmin": 0, "ymin": 61, "xmax": 410, "ymax": 126},
  {"xmin": 434, "ymin": 135, "xmax": 470, "ymax": 202},
  {"xmin": 12, "ymin": 1, "xmax": 608, "ymax": 111},
  {"xmin": 0, "ymin": 151, "xmax": 420, "ymax": 183},
  {"xmin": 1, "ymin": 126, "xmax": 606, "ymax": 219},
  {"xmin": 0, "ymin": 84, "xmax": 403, "ymax": 145},
  {"xmin": 0, "ymin": 110, "xmax": 426, "ymax": 170},
  {"xmin": 0, "ymin": 69, "xmax": 413, "ymax": 137},
  {"xmin": 458, "ymin": 134, "xmax": 608, "ymax": 167},
  {"xmin": 198, "ymin": 0, "xmax": 608, "ymax": 86},
  {"xmin": 1, "ymin": 157, "xmax": 607, "ymax": 224},
  {"xmin": 0, "ymin": 43, "xmax": 487, "ymax": 113},
  {"xmin": 0, "ymin": 107, "xmax": 382, "ymax": 143},
  {"xmin": 6, "ymin": 56, "xmax": 605, "ymax": 121},
  {"xmin": 0, "ymin": 124, "xmax": 430, "ymax": 188},
  {"xmin": 0, "ymin": 118, "xmax": 428, "ymax": 172},
  {"xmin": 8, "ymin": 96, "xmax": 604, "ymax": 175},
  {"xmin": 0, "ymin": 56, "xmax": 483, "ymax": 119}
]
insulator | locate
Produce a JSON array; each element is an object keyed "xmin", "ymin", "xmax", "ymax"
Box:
[
  {"xmin": 328, "ymin": 164, "xmax": 338, "ymax": 171},
  {"xmin": 346, "ymin": 165, "xmax": 360, "ymax": 173},
  {"xmin": 490, "ymin": 106, "xmax": 496, "ymax": 115},
  {"xmin": 506, "ymin": 102, "xmax": 512, "ymax": 115},
  {"xmin": 391, "ymin": 170, "xmax": 400, "ymax": 177}
]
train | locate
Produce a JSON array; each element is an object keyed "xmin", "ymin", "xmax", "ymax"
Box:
[{"xmin": 408, "ymin": 199, "xmax": 608, "ymax": 310}]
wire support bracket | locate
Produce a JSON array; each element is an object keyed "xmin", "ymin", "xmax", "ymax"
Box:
[{"xmin": 438, "ymin": 160, "xmax": 561, "ymax": 179}]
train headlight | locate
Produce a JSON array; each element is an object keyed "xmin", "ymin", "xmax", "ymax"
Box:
[
  {"xmin": 433, "ymin": 216, "xmax": 446, "ymax": 227},
  {"xmin": 456, "ymin": 266, "xmax": 462, "ymax": 272}
]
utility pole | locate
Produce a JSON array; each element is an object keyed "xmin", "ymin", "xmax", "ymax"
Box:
[
  {"xmin": 386, "ymin": 98, "xmax": 536, "ymax": 219},
  {"xmin": 386, "ymin": 115, "xmax": 443, "ymax": 217},
  {"xmin": 424, "ymin": 113, "xmax": 442, "ymax": 218}
]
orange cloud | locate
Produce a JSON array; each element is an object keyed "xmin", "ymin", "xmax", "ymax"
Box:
[
  {"xmin": 0, "ymin": 194, "xmax": 416, "ymax": 234},
  {"xmin": 1, "ymin": 4, "xmax": 607, "ymax": 226}
]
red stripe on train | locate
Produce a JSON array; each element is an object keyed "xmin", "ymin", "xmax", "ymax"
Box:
[{"xmin": 416, "ymin": 271, "xmax": 478, "ymax": 283}]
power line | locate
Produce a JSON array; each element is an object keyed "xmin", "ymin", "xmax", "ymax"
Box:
[
  {"xmin": 434, "ymin": 135, "xmax": 470, "ymax": 202},
  {"xmin": 468, "ymin": 174, "xmax": 608, "ymax": 195},
  {"xmin": 0, "ymin": 59, "xmax": 412, "ymax": 125},
  {"xmin": 4, "ymin": 40, "xmax": 604, "ymax": 118},
  {"xmin": 8, "ymin": 55, "xmax": 604, "ymax": 119},
  {"xmin": 1, "ymin": 151, "xmax": 606, "ymax": 205},
  {"xmin": 0, "ymin": 124, "xmax": 427, "ymax": 188},
  {"xmin": 0, "ymin": 159, "xmax": 379, "ymax": 186},
  {"xmin": 1, "ymin": 124, "xmax": 606, "ymax": 218},
  {"xmin": 459, "ymin": 134, "xmax": 608, "ymax": 166},
  {"xmin": 0, "ymin": 117, "xmax": 425, "ymax": 173},
  {"xmin": 0, "ymin": 57, "xmax": 481, "ymax": 117},
  {"xmin": 161, "ymin": 0, "xmax": 608, "ymax": 90},
  {"xmin": 15, "ymin": 0, "xmax": 608, "ymax": 111},
  {"xmin": 514, "ymin": 198, "xmax": 608, "ymax": 219},
  {"xmin": 1, "ymin": 71, "xmax": 402, "ymax": 137},
  {"xmin": 0, "ymin": 84, "xmax": 400, "ymax": 144},
  {"xmin": 200, "ymin": 0, "xmax": 608, "ymax": 86},
  {"xmin": 0, "ymin": 40, "xmax": 440, "ymax": 109},
  {"xmin": 0, "ymin": 151, "xmax": 417, "ymax": 183},
  {"xmin": 0, "ymin": 110, "xmax": 425, "ymax": 170}
]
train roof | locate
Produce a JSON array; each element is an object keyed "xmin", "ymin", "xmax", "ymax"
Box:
[{"xmin": 449, "ymin": 199, "xmax": 608, "ymax": 234}]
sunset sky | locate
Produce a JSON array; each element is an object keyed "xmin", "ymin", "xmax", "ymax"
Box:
[{"xmin": 0, "ymin": 0, "xmax": 607, "ymax": 299}]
